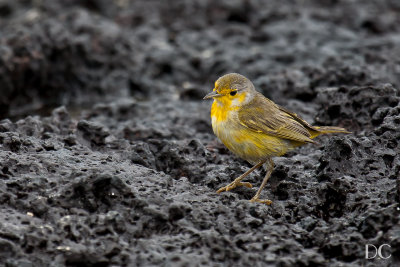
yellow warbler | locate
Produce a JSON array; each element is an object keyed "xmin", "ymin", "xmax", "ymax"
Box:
[{"xmin": 204, "ymin": 73, "xmax": 350, "ymax": 204}]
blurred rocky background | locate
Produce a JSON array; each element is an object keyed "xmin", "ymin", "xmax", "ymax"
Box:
[{"xmin": 0, "ymin": 0, "xmax": 399, "ymax": 266}]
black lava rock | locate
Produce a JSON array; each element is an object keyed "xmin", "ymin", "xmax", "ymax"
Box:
[{"xmin": 0, "ymin": 0, "xmax": 399, "ymax": 266}]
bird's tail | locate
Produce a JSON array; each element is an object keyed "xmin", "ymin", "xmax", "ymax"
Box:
[{"xmin": 310, "ymin": 126, "xmax": 351, "ymax": 139}]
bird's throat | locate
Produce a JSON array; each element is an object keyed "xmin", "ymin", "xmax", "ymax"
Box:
[{"xmin": 211, "ymin": 100, "xmax": 238, "ymax": 123}]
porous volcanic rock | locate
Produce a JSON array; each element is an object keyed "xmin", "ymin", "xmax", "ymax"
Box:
[{"xmin": 0, "ymin": 0, "xmax": 399, "ymax": 266}]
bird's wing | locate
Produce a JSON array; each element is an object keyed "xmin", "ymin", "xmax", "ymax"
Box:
[{"xmin": 238, "ymin": 94, "xmax": 316, "ymax": 143}]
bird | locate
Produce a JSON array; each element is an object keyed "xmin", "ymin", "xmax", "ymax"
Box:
[{"xmin": 203, "ymin": 73, "xmax": 350, "ymax": 204}]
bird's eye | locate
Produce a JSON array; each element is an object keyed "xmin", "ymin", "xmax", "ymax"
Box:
[{"xmin": 230, "ymin": 91, "xmax": 237, "ymax": 96}]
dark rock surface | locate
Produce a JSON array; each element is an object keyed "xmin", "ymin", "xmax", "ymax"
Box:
[{"xmin": 0, "ymin": 0, "xmax": 399, "ymax": 266}]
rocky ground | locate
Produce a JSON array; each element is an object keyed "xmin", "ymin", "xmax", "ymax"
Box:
[{"xmin": 0, "ymin": 0, "xmax": 399, "ymax": 266}]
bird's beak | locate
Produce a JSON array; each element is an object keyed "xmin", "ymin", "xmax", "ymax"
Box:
[{"xmin": 203, "ymin": 90, "xmax": 221, "ymax": 100}]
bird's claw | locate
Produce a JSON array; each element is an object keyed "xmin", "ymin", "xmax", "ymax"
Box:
[
  {"xmin": 250, "ymin": 196, "xmax": 272, "ymax": 205},
  {"xmin": 216, "ymin": 181, "xmax": 253, "ymax": 193}
]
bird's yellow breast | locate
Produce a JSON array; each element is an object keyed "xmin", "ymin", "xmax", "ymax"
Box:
[
  {"xmin": 211, "ymin": 99, "xmax": 236, "ymax": 123},
  {"xmin": 210, "ymin": 100, "xmax": 293, "ymax": 164}
]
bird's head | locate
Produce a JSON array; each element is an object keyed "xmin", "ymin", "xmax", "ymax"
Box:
[{"xmin": 203, "ymin": 73, "xmax": 256, "ymax": 107}]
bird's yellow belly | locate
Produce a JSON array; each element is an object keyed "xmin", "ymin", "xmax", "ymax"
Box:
[{"xmin": 211, "ymin": 114, "xmax": 292, "ymax": 164}]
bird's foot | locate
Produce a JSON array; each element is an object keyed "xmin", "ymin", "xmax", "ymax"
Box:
[
  {"xmin": 216, "ymin": 178, "xmax": 253, "ymax": 193},
  {"xmin": 250, "ymin": 196, "xmax": 272, "ymax": 205}
]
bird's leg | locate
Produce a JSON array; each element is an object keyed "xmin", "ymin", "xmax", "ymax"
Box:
[
  {"xmin": 217, "ymin": 160, "xmax": 266, "ymax": 193},
  {"xmin": 250, "ymin": 158, "xmax": 274, "ymax": 205}
]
